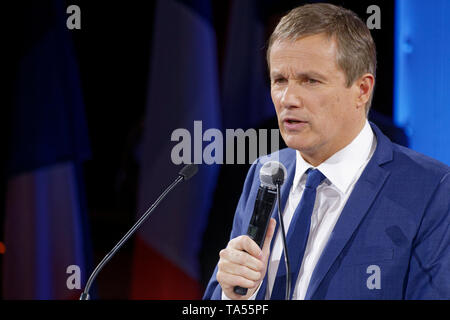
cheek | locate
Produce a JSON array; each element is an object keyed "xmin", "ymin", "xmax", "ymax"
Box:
[
  {"xmin": 271, "ymin": 89, "xmax": 282, "ymax": 106},
  {"xmin": 307, "ymin": 96, "xmax": 342, "ymax": 137},
  {"xmin": 316, "ymin": 92, "xmax": 344, "ymax": 119},
  {"xmin": 330, "ymin": 92, "xmax": 358, "ymax": 122},
  {"xmin": 271, "ymin": 91, "xmax": 283, "ymax": 117}
]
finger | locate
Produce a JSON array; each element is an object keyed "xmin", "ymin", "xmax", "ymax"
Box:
[
  {"xmin": 261, "ymin": 218, "xmax": 276, "ymax": 256},
  {"xmin": 218, "ymin": 260, "xmax": 262, "ymax": 281},
  {"xmin": 229, "ymin": 235, "xmax": 262, "ymax": 258},
  {"xmin": 216, "ymin": 270, "xmax": 257, "ymax": 290},
  {"xmin": 219, "ymin": 248, "xmax": 264, "ymax": 271}
]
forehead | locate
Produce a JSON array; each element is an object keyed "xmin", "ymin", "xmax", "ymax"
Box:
[{"xmin": 269, "ymin": 33, "xmax": 340, "ymax": 75}]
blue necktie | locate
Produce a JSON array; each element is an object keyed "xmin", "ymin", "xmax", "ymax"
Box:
[{"xmin": 270, "ymin": 168, "xmax": 326, "ymax": 300}]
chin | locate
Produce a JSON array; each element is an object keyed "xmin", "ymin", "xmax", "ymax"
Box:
[{"xmin": 284, "ymin": 135, "xmax": 313, "ymax": 153}]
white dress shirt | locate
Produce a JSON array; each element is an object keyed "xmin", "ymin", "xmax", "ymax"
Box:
[{"xmin": 223, "ymin": 120, "xmax": 377, "ymax": 300}]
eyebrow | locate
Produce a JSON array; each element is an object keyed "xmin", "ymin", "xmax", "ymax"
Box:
[{"xmin": 270, "ymin": 71, "xmax": 328, "ymax": 81}]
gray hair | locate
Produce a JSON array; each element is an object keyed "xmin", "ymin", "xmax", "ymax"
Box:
[{"xmin": 267, "ymin": 3, "xmax": 377, "ymax": 113}]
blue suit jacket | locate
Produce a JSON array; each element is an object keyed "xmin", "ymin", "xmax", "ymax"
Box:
[{"xmin": 203, "ymin": 123, "xmax": 450, "ymax": 300}]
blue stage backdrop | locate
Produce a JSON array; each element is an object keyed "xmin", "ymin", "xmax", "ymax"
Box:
[{"xmin": 394, "ymin": 0, "xmax": 450, "ymax": 165}]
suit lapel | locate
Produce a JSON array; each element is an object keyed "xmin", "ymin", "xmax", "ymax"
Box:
[
  {"xmin": 271, "ymin": 154, "xmax": 296, "ymax": 227},
  {"xmin": 267, "ymin": 149, "xmax": 297, "ymax": 233},
  {"xmin": 305, "ymin": 123, "xmax": 393, "ymax": 300}
]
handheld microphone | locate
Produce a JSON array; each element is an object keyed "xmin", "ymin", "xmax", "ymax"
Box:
[
  {"xmin": 79, "ymin": 164, "xmax": 198, "ymax": 300},
  {"xmin": 233, "ymin": 161, "xmax": 287, "ymax": 296}
]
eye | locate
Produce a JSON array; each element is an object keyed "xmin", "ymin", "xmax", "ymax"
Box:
[
  {"xmin": 272, "ymin": 77, "xmax": 287, "ymax": 85},
  {"xmin": 306, "ymin": 78, "xmax": 320, "ymax": 84}
]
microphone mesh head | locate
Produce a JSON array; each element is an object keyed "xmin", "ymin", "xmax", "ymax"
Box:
[
  {"xmin": 178, "ymin": 164, "xmax": 198, "ymax": 181},
  {"xmin": 259, "ymin": 161, "xmax": 287, "ymax": 189}
]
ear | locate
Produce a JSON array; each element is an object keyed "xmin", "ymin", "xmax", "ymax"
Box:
[{"xmin": 355, "ymin": 73, "xmax": 375, "ymax": 109}]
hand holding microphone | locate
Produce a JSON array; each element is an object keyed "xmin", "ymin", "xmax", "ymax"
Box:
[
  {"xmin": 217, "ymin": 218, "xmax": 276, "ymax": 299},
  {"xmin": 216, "ymin": 161, "xmax": 287, "ymax": 299}
]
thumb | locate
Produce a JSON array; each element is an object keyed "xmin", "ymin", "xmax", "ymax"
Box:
[{"xmin": 261, "ymin": 218, "xmax": 276, "ymax": 258}]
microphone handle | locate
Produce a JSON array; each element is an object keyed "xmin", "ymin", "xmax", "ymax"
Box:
[
  {"xmin": 233, "ymin": 186, "xmax": 276, "ymax": 296},
  {"xmin": 80, "ymin": 175, "xmax": 184, "ymax": 300}
]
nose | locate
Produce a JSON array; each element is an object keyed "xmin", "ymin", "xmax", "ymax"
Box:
[{"xmin": 280, "ymin": 81, "xmax": 302, "ymax": 109}]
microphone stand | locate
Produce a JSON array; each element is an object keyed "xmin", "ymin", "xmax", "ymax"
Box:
[
  {"xmin": 80, "ymin": 165, "xmax": 195, "ymax": 300},
  {"xmin": 276, "ymin": 183, "xmax": 291, "ymax": 300}
]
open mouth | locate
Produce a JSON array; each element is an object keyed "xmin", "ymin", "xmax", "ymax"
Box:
[
  {"xmin": 286, "ymin": 119, "xmax": 303, "ymax": 124},
  {"xmin": 283, "ymin": 118, "xmax": 308, "ymax": 130}
]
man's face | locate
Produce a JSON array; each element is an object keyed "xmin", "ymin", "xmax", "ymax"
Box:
[{"xmin": 269, "ymin": 33, "xmax": 366, "ymax": 165}]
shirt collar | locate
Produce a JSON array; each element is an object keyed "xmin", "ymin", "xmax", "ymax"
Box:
[{"xmin": 293, "ymin": 120, "xmax": 375, "ymax": 194}]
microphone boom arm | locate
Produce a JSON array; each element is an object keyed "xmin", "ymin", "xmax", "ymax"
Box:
[{"xmin": 80, "ymin": 174, "xmax": 186, "ymax": 300}]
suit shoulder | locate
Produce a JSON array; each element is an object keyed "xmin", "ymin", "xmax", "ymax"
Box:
[
  {"xmin": 255, "ymin": 147, "xmax": 296, "ymax": 165},
  {"xmin": 243, "ymin": 148, "xmax": 295, "ymax": 187},
  {"xmin": 391, "ymin": 143, "xmax": 450, "ymax": 180}
]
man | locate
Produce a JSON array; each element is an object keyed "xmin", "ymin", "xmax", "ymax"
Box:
[{"xmin": 203, "ymin": 3, "xmax": 450, "ymax": 299}]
